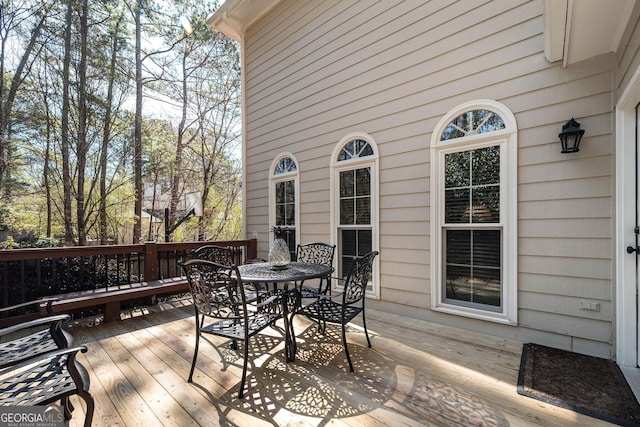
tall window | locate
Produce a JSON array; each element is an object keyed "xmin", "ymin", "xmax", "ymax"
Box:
[
  {"xmin": 331, "ymin": 134, "xmax": 379, "ymax": 297},
  {"xmin": 270, "ymin": 154, "xmax": 298, "ymax": 259},
  {"xmin": 430, "ymin": 100, "xmax": 517, "ymax": 324}
]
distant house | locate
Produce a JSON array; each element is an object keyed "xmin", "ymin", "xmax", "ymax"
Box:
[{"xmin": 208, "ymin": 0, "xmax": 640, "ymax": 367}]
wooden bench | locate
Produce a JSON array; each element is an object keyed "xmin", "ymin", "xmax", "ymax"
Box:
[{"xmin": 41, "ymin": 276, "xmax": 189, "ymax": 322}]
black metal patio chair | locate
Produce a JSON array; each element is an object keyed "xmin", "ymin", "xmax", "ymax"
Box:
[
  {"xmin": 191, "ymin": 245, "xmax": 266, "ymax": 303},
  {"xmin": 191, "ymin": 244, "xmax": 241, "ymax": 265},
  {"xmin": 293, "ymin": 250, "xmax": 378, "ymax": 372},
  {"xmin": 178, "ymin": 259, "xmax": 283, "ymax": 398},
  {"xmin": 0, "ymin": 299, "xmax": 71, "ymax": 369},
  {"xmin": 294, "ymin": 242, "xmax": 336, "ymax": 299},
  {"xmin": 0, "ymin": 300, "xmax": 93, "ymax": 426}
]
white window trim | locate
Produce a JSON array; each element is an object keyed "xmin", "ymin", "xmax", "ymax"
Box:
[
  {"xmin": 430, "ymin": 100, "xmax": 518, "ymax": 325},
  {"xmin": 268, "ymin": 152, "xmax": 300, "ymax": 247},
  {"xmin": 330, "ymin": 132, "xmax": 380, "ymax": 299}
]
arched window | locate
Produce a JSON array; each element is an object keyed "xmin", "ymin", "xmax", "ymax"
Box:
[
  {"xmin": 430, "ymin": 100, "xmax": 517, "ymax": 324},
  {"xmin": 269, "ymin": 153, "xmax": 299, "ymax": 259},
  {"xmin": 331, "ymin": 133, "xmax": 379, "ymax": 297}
]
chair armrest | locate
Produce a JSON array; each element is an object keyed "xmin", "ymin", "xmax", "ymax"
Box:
[
  {"xmin": 0, "ymin": 297, "xmax": 60, "ymax": 315},
  {"xmin": 0, "ymin": 314, "xmax": 70, "ymax": 338},
  {"xmin": 0, "ymin": 345, "xmax": 88, "ymax": 377},
  {"xmin": 256, "ymin": 294, "xmax": 279, "ymax": 308}
]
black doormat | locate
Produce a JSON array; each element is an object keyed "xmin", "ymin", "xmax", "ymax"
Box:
[{"xmin": 517, "ymin": 343, "xmax": 640, "ymax": 426}]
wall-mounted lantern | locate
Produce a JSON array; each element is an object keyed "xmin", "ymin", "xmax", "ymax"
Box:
[{"xmin": 558, "ymin": 118, "xmax": 585, "ymax": 153}]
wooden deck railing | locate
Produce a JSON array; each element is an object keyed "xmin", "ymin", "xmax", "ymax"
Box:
[{"xmin": 0, "ymin": 239, "xmax": 257, "ymax": 308}]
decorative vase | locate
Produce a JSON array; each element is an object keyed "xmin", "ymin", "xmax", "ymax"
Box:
[{"xmin": 269, "ymin": 226, "xmax": 291, "ymax": 269}]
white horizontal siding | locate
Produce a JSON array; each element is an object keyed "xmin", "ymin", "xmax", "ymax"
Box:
[{"xmin": 242, "ymin": 0, "xmax": 617, "ymax": 356}]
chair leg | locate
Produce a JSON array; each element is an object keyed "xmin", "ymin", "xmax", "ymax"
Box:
[
  {"xmin": 188, "ymin": 329, "xmax": 200, "ymax": 382},
  {"xmin": 238, "ymin": 340, "xmax": 249, "ymax": 399},
  {"xmin": 341, "ymin": 322, "xmax": 354, "ymax": 372},
  {"xmin": 79, "ymin": 390, "xmax": 95, "ymax": 427},
  {"xmin": 62, "ymin": 397, "xmax": 72, "ymax": 419},
  {"xmin": 362, "ymin": 312, "xmax": 372, "ymax": 348}
]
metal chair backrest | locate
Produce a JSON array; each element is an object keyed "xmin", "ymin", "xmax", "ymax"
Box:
[
  {"xmin": 342, "ymin": 251, "xmax": 378, "ymax": 306},
  {"xmin": 179, "ymin": 259, "xmax": 246, "ymax": 320},
  {"xmin": 296, "ymin": 242, "xmax": 335, "ymax": 266},
  {"xmin": 191, "ymin": 245, "xmax": 240, "ymax": 265}
]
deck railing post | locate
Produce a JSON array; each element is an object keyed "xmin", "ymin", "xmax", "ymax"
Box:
[
  {"xmin": 144, "ymin": 242, "xmax": 159, "ymax": 281},
  {"xmin": 247, "ymin": 238, "xmax": 257, "ymax": 261}
]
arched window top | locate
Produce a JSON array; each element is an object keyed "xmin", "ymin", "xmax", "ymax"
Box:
[
  {"xmin": 337, "ymin": 139, "xmax": 374, "ymax": 162},
  {"xmin": 432, "ymin": 99, "xmax": 517, "ymax": 146},
  {"xmin": 272, "ymin": 154, "xmax": 297, "ymax": 176},
  {"xmin": 332, "ymin": 133, "xmax": 378, "ymax": 166},
  {"xmin": 441, "ymin": 109, "xmax": 505, "ymax": 140}
]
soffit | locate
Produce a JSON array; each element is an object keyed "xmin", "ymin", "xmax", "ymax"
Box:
[
  {"xmin": 207, "ymin": 0, "xmax": 283, "ymax": 41},
  {"xmin": 208, "ymin": 1, "xmax": 636, "ymax": 65},
  {"xmin": 544, "ymin": 0, "xmax": 636, "ymax": 65}
]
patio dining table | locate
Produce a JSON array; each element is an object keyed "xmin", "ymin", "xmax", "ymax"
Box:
[{"xmin": 236, "ymin": 261, "xmax": 333, "ymax": 362}]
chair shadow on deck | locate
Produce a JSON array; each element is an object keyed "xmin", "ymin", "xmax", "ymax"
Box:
[
  {"xmin": 191, "ymin": 323, "xmax": 391, "ymax": 423},
  {"xmin": 190, "ymin": 320, "xmax": 510, "ymax": 426}
]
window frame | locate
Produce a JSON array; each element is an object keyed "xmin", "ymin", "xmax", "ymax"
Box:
[
  {"xmin": 269, "ymin": 153, "xmax": 300, "ymax": 253},
  {"xmin": 330, "ymin": 132, "xmax": 380, "ymax": 298},
  {"xmin": 430, "ymin": 100, "xmax": 518, "ymax": 324}
]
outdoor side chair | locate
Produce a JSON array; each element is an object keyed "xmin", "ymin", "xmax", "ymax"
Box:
[
  {"xmin": 293, "ymin": 250, "xmax": 378, "ymax": 372},
  {"xmin": 178, "ymin": 259, "xmax": 283, "ymax": 399},
  {"xmin": 191, "ymin": 244, "xmax": 241, "ymax": 265},
  {"xmin": 294, "ymin": 242, "xmax": 336, "ymax": 299},
  {"xmin": 191, "ymin": 245, "xmax": 265, "ymax": 303}
]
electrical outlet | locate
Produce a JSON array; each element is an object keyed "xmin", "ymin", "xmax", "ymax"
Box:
[{"xmin": 579, "ymin": 300, "xmax": 600, "ymax": 312}]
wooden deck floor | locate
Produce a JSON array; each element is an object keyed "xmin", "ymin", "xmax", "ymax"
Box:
[{"xmin": 62, "ymin": 299, "xmax": 615, "ymax": 426}]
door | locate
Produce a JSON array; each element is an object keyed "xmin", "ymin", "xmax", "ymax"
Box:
[
  {"xmin": 625, "ymin": 105, "xmax": 640, "ymax": 366},
  {"xmin": 617, "ymin": 71, "xmax": 640, "ymax": 367}
]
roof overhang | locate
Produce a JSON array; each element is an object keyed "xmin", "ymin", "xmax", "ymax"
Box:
[
  {"xmin": 207, "ymin": 0, "xmax": 282, "ymax": 41},
  {"xmin": 209, "ymin": 0, "xmax": 636, "ymax": 65},
  {"xmin": 544, "ymin": 0, "xmax": 635, "ymax": 66}
]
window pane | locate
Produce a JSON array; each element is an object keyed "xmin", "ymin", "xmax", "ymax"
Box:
[
  {"xmin": 441, "ymin": 109, "xmax": 505, "ymax": 141},
  {"xmin": 285, "ymin": 180, "xmax": 295, "ymax": 199},
  {"xmin": 472, "ymin": 146, "xmax": 499, "ymax": 185},
  {"xmin": 340, "ymin": 199, "xmax": 354, "ymax": 224},
  {"xmin": 446, "ymin": 265, "xmax": 471, "ymax": 301},
  {"xmin": 275, "ymin": 156, "xmax": 297, "ymax": 174},
  {"xmin": 445, "ymin": 152, "xmax": 470, "ymax": 188},
  {"xmin": 342, "ymin": 230, "xmax": 357, "ymax": 256},
  {"xmin": 444, "ymin": 229, "xmax": 501, "ymax": 308},
  {"xmin": 356, "ymin": 198, "xmax": 370, "ymax": 224},
  {"xmin": 358, "ymin": 231, "xmax": 372, "ymax": 255},
  {"xmin": 471, "ymin": 186, "xmax": 499, "ymax": 223},
  {"xmin": 357, "ymin": 139, "xmax": 374, "ymax": 157},
  {"xmin": 446, "ymin": 229, "xmax": 471, "ymax": 265},
  {"xmin": 473, "ymin": 230, "xmax": 500, "ymax": 268},
  {"xmin": 445, "ymin": 146, "xmax": 499, "ymax": 224},
  {"xmin": 445, "ymin": 188, "xmax": 469, "ymax": 223},
  {"xmin": 285, "ymin": 202, "xmax": 295, "ymax": 225},
  {"xmin": 338, "ymin": 139, "xmax": 374, "ymax": 161},
  {"xmin": 276, "ymin": 205, "xmax": 285, "ymax": 225},
  {"xmin": 340, "ymin": 171, "xmax": 354, "ymax": 197},
  {"xmin": 283, "ymin": 230, "xmax": 296, "ymax": 260},
  {"xmin": 340, "ymin": 229, "xmax": 372, "ymax": 278},
  {"xmin": 355, "ymin": 168, "xmax": 371, "ymax": 196},
  {"xmin": 275, "ymin": 181, "xmax": 285, "ymax": 201}
]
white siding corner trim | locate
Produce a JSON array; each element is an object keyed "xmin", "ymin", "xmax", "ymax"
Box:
[{"xmin": 430, "ymin": 100, "xmax": 518, "ymax": 325}]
